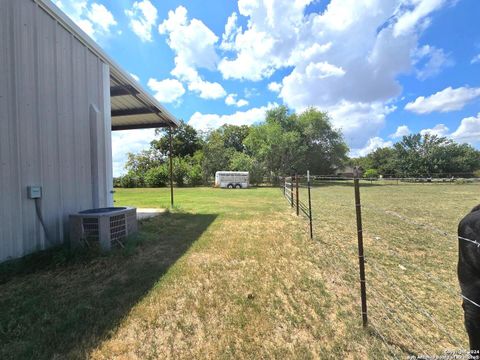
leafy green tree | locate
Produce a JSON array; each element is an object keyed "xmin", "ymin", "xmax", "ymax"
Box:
[
  {"xmin": 350, "ymin": 147, "xmax": 399, "ymax": 177},
  {"xmin": 363, "ymin": 169, "xmax": 379, "ymax": 179},
  {"xmin": 244, "ymin": 119, "xmax": 304, "ymax": 178},
  {"xmin": 229, "ymin": 152, "xmax": 253, "ymax": 171},
  {"xmin": 152, "ymin": 120, "xmax": 203, "ymax": 158},
  {"xmin": 348, "ymin": 156, "xmax": 373, "ymax": 171},
  {"xmin": 228, "ymin": 152, "xmax": 264, "ymax": 185},
  {"xmin": 144, "ymin": 166, "xmax": 169, "ymax": 187},
  {"xmin": 186, "ymin": 164, "xmax": 203, "ymax": 186},
  {"xmin": 296, "ymin": 108, "xmax": 348, "ymax": 174},
  {"xmin": 124, "ymin": 149, "xmax": 162, "ymax": 177},
  {"xmin": 354, "ymin": 133, "xmax": 480, "ymax": 177},
  {"xmin": 214, "ymin": 124, "xmax": 250, "ymax": 152},
  {"xmin": 202, "ymin": 132, "xmax": 236, "ymax": 180},
  {"xmin": 172, "ymin": 157, "xmax": 190, "ymax": 187},
  {"xmin": 118, "ymin": 172, "xmax": 143, "ymax": 188},
  {"xmin": 244, "ymin": 106, "xmax": 348, "ymax": 178}
]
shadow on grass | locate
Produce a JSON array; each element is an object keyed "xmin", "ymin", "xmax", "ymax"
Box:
[{"xmin": 0, "ymin": 212, "xmax": 217, "ymax": 360}]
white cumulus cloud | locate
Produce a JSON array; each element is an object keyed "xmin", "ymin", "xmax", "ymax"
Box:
[
  {"xmin": 393, "ymin": 0, "xmax": 447, "ymax": 37},
  {"xmin": 413, "ymin": 45, "xmax": 453, "ymax": 80},
  {"xmin": 111, "ymin": 129, "xmax": 156, "ymax": 177},
  {"xmin": 390, "ymin": 125, "xmax": 411, "ymax": 139},
  {"xmin": 189, "ymin": 103, "xmax": 277, "ymax": 131},
  {"xmin": 220, "ymin": 12, "xmax": 242, "ymax": 51},
  {"xmin": 405, "ymin": 86, "xmax": 480, "ymax": 114},
  {"xmin": 147, "ymin": 78, "xmax": 185, "ymax": 103},
  {"xmin": 471, "ymin": 54, "xmax": 480, "ymax": 64},
  {"xmin": 326, "ymin": 101, "xmax": 397, "ymax": 150},
  {"xmin": 268, "ymin": 82, "xmax": 282, "ymax": 93},
  {"xmin": 55, "ymin": 0, "xmax": 117, "ymax": 40},
  {"xmin": 420, "ymin": 124, "xmax": 450, "ymax": 137},
  {"xmin": 125, "ymin": 0, "xmax": 158, "ymax": 42},
  {"xmin": 356, "ymin": 137, "xmax": 393, "ymax": 157},
  {"xmin": 216, "ymin": 0, "xmax": 453, "ymax": 151},
  {"xmin": 159, "ymin": 6, "xmax": 219, "ymax": 71},
  {"xmin": 187, "ymin": 79, "xmax": 226, "ymax": 100},
  {"xmin": 225, "ymin": 94, "xmax": 249, "ymax": 107},
  {"xmin": 451, "ymin": 113, "xmax": 480, "ymax": 144},
  {"xmin": 159, "ymin": 6, "xmax": 226, "ymax": 100}
]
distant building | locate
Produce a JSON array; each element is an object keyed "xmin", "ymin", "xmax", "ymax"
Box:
[
  {"xmin": 334, "ymin": 166, "xmax": 363, "ymax": 178},
  {"xmin": 0, "ymin": 0, "xmax": 179, "ymax": 262}
]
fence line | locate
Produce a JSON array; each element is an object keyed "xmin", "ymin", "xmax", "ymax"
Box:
[
  {"xmin": 278, "ymin": 171, "xmax": 478, "ymax": 354},
  {"xmin": 282, "ymin": 174, "xmax": 313, "ymax": 239}
]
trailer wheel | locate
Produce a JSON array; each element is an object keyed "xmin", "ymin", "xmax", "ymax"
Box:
[
  {"xmin": 235, "ymin": 184, "xmax": 242, "ymax": 189},
  {"xmin": 227, "ymin": 184, "xmax": 234, "ymax": 189}
]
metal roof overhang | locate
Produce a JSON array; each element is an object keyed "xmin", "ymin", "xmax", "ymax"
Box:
[
  {"xmin": 34, "ymin": 0, "xmax": 180, "ymax": 131},
  {"xmin": 109, "ymin": 72, "xmax": 179, "ymax": 131}
]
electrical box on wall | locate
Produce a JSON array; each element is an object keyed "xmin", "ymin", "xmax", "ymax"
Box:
[{"xmin": 27, "ymin": 186, "xmax": 42, "ymax": 199}]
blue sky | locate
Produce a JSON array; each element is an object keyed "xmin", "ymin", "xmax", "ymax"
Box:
[{"xmin": 54, "ymin": 0, "xmax": 480, "ymax": 176}]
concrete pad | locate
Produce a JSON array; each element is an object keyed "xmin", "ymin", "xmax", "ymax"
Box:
[{"xmin": 137, "ymin": 208, "xmax": 166, "ymax": 220}]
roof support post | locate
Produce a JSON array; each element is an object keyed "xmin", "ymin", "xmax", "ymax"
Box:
[{"xmin": 169, "ymin": 127, "xmax": 174, "ymax": 208}]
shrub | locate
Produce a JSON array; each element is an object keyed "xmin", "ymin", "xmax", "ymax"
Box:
[
  {"xmin": 363, "ymin": 168, "xmax": 379, "ymax": 179},
  {"xmin": 249, "ymin": 161, "xmax": 265, "ymax": 185},
  {"xmin": 119, "ymin": 173, "xmax": 143, "ymax": 188},
  {"xmin": 173, "ymin": 158, "xmax": 189, "ymax": 187},
  {"xmin": 113, "ymin": 177, "xmax": 122, "ymax": 188},
  {"xmin": 145, "ymin": 166, "xmax": 169, "ymax": 187},
  {"xmin": 186, "ymin": 164, "xmax": 203, "ymax": 186}
]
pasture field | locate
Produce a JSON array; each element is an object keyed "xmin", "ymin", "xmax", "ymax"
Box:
[
  {"xmin": 300, "ymin": 181, "xmax": 478, "ymax": 357},
  {"xmin": 0, "ymin": 184, "xmax": 477, "ymax": 359}
]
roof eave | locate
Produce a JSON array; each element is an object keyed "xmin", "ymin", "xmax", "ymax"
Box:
[{"xmin": 34, "ymin": 0, "xmax": 180, "ymax": 128}]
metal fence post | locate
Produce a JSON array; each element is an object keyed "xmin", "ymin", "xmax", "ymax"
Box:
[
  {"xmin": 283, "ymin": 178, "xmax": 286, "ymax": 197},
  {"xmin": 307, "ymin": 170, "xmax": 313, "ymax": 239},
  {"xmin": 354, "ymin": 167, "xmax": 368, "ymax": 328},
  {"xmin": 295, "ymin": 173, "xmax": 299, "ymax": 216},
  {"xmin": 290, "ymin": 177, "xmax": 294, "ymax": 208},
  {"xmin": 169, "ymin": 127, "xmax": 174, "ymax": 207}
]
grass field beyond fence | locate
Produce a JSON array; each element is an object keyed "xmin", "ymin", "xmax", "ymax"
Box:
[
  {"xmin": 0, "ymin": 184, "xmax": 477, "ymax": 359},
  {"xmin": 296, "ymin": 180, "xmax": 478, "ymax": 357}
]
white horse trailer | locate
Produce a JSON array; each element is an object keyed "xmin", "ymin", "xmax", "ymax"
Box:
[{"xmin": 215, "ymin": 172, "xmax": 249, "ymax": 189}]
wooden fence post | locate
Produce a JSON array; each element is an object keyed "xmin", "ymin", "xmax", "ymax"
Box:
[{"xmin": 354, "ymin": 167, "xmax": 368, "ymax": 328}]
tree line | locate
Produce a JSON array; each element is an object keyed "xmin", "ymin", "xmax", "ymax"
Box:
[
  {"xmin": 351, "ymin": 133, "xmax": 480, "ymax": 178},
  {"xmin": 116, "ymin": 106, "xmax": 480, "ymax": 187},
  {"xmin": 116, "ymin": 106, "xmax": 348, "ymax": 187}
]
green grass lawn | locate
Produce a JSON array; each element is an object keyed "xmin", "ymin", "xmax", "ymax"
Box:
[{"xmin": 0, "ymin": 184, "xmax": 477, "ymax": 359}]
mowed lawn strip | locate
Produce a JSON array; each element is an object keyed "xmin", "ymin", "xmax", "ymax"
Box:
[{"xmin": 1, "ymin": 186, "xmax": 405, "ymax": 360}]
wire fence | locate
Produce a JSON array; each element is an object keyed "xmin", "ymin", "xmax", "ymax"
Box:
[
  {"xmin": 280, "ymin": 170, "xmax": 479, "ymax": 357},
  {"xmin": 282, "ymin": 173, "xmax": 313, "ymax": 239}
]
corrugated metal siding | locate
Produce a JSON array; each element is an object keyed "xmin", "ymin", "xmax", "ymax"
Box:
[{"xmin": 0, "ymin": 0, "xmax": 112, "ymax": 262}]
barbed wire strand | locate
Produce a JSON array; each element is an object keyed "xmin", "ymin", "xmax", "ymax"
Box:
[
  {"xmin": 367, "ymin": 286, "xmax": 420, "ymax": 351},
  {"xmin": 367, "ymin": 260, "xmax": 463, "ymax": 347},
  {"xmin": 368, "ymin": 320, "xmax": 402, "ymax": 359}
]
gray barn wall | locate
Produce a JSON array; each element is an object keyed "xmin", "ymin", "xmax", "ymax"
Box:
[{"xmin": 0, "ymin": 0, "xmax": 112, "ymax": 262}]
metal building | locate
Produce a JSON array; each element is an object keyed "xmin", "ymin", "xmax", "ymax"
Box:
[{"xmin": 0, "ymin": 0, "xmax": 179, "ymax": 262}]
